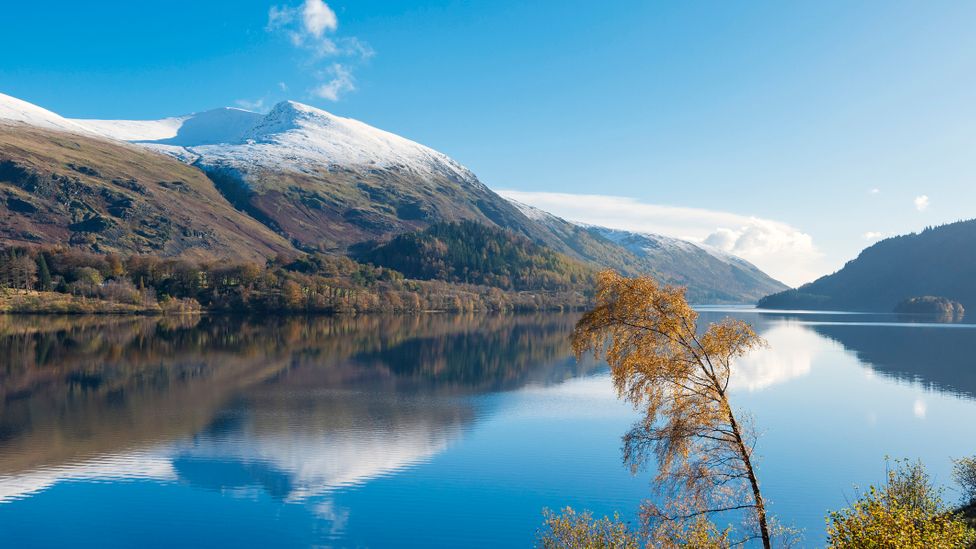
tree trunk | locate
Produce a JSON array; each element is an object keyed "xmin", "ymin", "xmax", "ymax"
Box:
[{"xmin": 724, "ymin": 396, "xmax": 771, "ymax": 549}]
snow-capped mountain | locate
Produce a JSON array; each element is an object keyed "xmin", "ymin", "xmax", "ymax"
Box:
[
  {"xmin": 69, "ymin": 100, "xmax": 479, "ymax": 185},
  {"xmin": 0, "ymin": 91, "xmax": 786, "ymax": 302}
]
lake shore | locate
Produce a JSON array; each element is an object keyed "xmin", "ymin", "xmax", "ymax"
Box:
[{"xmin": 0, "ymin": 289, "xmax": 196, "ymax": 315}]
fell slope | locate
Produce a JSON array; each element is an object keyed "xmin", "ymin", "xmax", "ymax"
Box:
[
  {"xmin": 759, "ymin": 219, "xmax": 976, "ymax": 311},
  {"xmin": 0, "ymin": 92, "xmax": 96, "ymax": 135},
  {"xmin": 0, "ymin": 123, "xmax": 292, "ymax": 261},
  {"xmin": 72, "ymin": 101, "xmax": 552, "ymax": 254}
]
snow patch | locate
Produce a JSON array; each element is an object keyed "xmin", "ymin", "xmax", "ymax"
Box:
[
  {"xmin": 75, "ymin": 107, "xmax": 264, "ymax": 146},
  {"xmin": 506, "ymin": 197, "xmax": 560, "ymax": 222},
  {"xmin": 78, "ymin": 116, "xmax": 189, "ymax": 142},
  {"xmin": 0, "ymin": 92, "xmax": 98, "ymax": 135},
  {"xmin": 504, "ymin": 195, "xmax": 763, "ymax": 272}
]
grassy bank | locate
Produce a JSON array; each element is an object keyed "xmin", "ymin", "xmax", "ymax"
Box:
[{"xmin": 0, "ymin": 289, "xmax": 200, "ymax": 315}]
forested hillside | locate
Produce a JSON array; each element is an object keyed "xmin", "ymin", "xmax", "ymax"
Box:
[
  {"xmin": 355, "ymin": 221, "xmax": 594, "ymax": 291},
  {"xmin": 0, "ymin": 245, "xmax": 588, "ymax": 314},
  {"xmin": 759, "ymin": 219, "xmax": 976, "ymax": 311}
]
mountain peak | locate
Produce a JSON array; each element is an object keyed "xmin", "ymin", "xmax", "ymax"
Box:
[
  {"xmin": 242, "ymin": 100, "xmax": 338, "ymax": 140},
  {"xmin": 219, "ymin": 100, "xmax": 478, "ymax": 182}
]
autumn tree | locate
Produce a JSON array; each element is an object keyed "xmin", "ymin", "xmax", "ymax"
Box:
[
  {"xmin": 0, "ymin": 252, "xmax": 38, "ymax": 290},
  {"xmin": 572, "ymin": 271, "xmax": 771, "ymax": 547},
  {"xmin": 282, "ymin": 280, "xmax": 303, "ymax": 309}
]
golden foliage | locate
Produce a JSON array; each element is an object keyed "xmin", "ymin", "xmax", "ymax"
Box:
[
  {"xmin": 537, "ymin": 507, "xmax": 641, "ymax": 549},
  {"xmin": 572, "ymin": 271, "xmax": 771, "ymax": 547},
  {"xmin": 826, "ymin": 459, "xmax": 976, "ymax": 548}
]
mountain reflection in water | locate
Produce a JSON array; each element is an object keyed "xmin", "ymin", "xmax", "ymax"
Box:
[
  {"xmin": 811, "ymin": 322, "xmax": 976, "ymax": 399},
  {"xmin": 0, "ymin": 314, "xmax": 596, "ymax": 505}
]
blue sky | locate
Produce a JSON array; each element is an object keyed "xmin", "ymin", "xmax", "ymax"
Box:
[{"xmin": 2, "ymin": 1, "xmax": 975, "ymax": 285}]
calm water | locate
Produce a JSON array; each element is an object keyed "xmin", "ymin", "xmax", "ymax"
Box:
[{"xmin": 0, "ymin": 310, "xmax": 975, "ymax": 547}]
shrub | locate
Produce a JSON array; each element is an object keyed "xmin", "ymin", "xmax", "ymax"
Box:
[
  {"xmin": 537, "ymin": 508, "xmax": 641, "ymax": 549},
  {"xmin": 826, "ymin": 459, "xmax": 976, "ymax": 548},
  {"xmin": 159, "ymin": 296, "xmax": 202, "ymax": 314},
  {"xmin": 953, "ymin": 456, "xmax": 976, "ymax": 506},
  {"xmin": 98, "ymin": 279, "xmax": 144, "ymax": 305}
]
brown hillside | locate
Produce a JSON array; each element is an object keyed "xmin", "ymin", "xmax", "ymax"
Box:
[{"xmin": 0, "ymin": 123, "xmax": 293, "ymax": 261}]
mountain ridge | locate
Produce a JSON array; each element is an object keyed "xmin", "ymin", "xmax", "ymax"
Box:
[
  {"xmin": 505, "ymin": 198, "xmax": 787, "ymax": 302},
  {"xmin": 0, "ymin": 91, "xmax": 784, "ymax": 303}
]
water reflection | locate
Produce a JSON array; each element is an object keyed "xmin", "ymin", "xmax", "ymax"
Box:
[
  {"xmin": 697, "ymin": 309, "xmax": 976, "ymax": 399},
  {"xmin": 2, "ymin": 311, "xmax": 976, "ymax": 546},
  {"xmin": 0, "ymin": 313, "xmax": 597, "ymax": 507},
  {"xmin": 727, "ymin": 325, "xmax": 821, "ymax": 391},
  {"xmin": 811, "ymin": 322, "xmax": 976, "ymax": 399}
]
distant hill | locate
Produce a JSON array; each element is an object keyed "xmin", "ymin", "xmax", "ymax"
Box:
[
  {"xmin": 759, "ymin": 219, "xmax": 976, "ymax": 311},
  {"xmin": 505, "ymin": 199, "xmax": 787, "ymax": 303}
]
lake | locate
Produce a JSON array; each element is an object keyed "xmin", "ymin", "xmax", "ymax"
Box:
[{"xmin": 0, "ymin": 310, "xmax": 975, "ymax": 547}]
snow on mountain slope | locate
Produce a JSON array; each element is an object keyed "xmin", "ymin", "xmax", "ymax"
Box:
[
  {"xmin": 189, "ymin": 101, "xmax": 480, "ymax": 183},
  {"xmin": 504, "ymin": 195, "xmax": 781, "ymax": 280},
  {"xmin": 68, "ymin": 100, "xmax": 481, "ymax": 185},
  {"xmin": 506, "ymin": 197, "xmax": 562, "ymax": 223},
  {"xmin": 508, "ymin": 195, "xmax": 748, "ymax": 267},
  {"xmin": 77, "ymin": 115, "xmax": 188, "ymax": 142},
  {"xmin": 589, "ymin": 225, "xmax": 718, "ymax": 259},
  {"xmin": 75, "ymin": 107, "xmax": 264, "ymax": 146},
  {"xmin": 584, "ymin": 225, "xmax": 769, "ymax": 272},
  {"xmin": 0, "ymin": 92, "xmax": 97, "ymax": 135}
]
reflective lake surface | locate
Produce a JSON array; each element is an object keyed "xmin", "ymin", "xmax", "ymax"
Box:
[{"xmin": 0, "ymin": 310, "xmax": 975, "ymax": 547}]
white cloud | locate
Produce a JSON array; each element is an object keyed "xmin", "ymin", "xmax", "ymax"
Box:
[
  {"xmin": 869, "ymin": 187, "xmax": 880, "ymax": 195},
  {"xmin": 914, "ymin": 195, "xmax": 930, "ymax": 211},
  {"xmin": 267, "ymin": 0, "xmax": 371, "ymax": 102},
  {"xmin": 302, "ymin": 0, "xmax": 338, "ymax": 37},
  {"xmin": 862, "ymin": 231, "xmax": 886, "ymax": 240},
  {"xmin": 496, "ymin": 190, "xmax": 825, "ymax": 286},
  {"xmin": 312, "ymin": 64, "xmax": 355, "ymax": 101}
]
